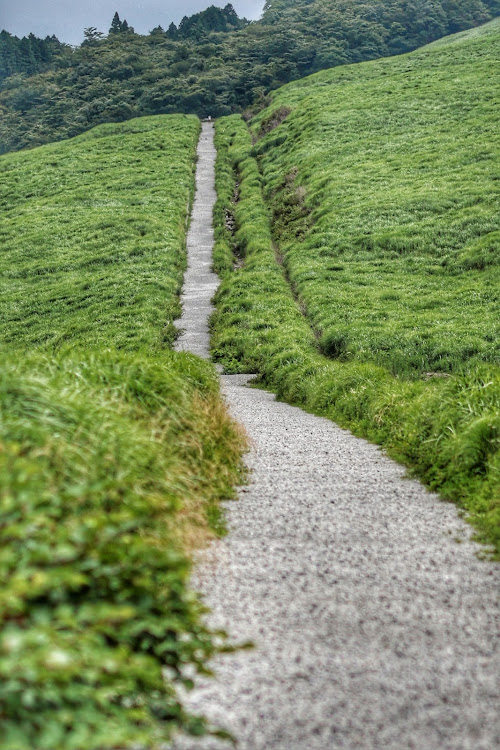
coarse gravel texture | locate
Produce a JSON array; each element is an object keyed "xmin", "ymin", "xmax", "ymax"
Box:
[{"xmin": 171, "ymin": 123, "xmax": 500, "ymax": 750}]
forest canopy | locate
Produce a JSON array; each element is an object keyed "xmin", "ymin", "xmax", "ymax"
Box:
[{"xmin": 1, "ymin": 0, "xmax": 498, "ymax": 153}]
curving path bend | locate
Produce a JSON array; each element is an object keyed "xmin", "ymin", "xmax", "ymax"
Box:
[{"xmin": 173, "ymin": 122, "xmax": 499, "ymax": 750}]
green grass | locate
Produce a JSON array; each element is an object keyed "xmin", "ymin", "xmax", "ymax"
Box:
[
  {"xmin": 0, "ymin": 116, "xmax": 247, "ymax": 748},
  {"xmin": 0, "ymin": 115, "xmax": 199, "ymax": 351},
  {"xmin": 0, "ymin": 349, "xmax": 244, "ymax": 749},
  {"xmin": 211, "ymin": 23, "xmax": 500, "ymax": 556},
  {"xmin": 251, "ymin": 19, "xmax": 500, "ymax": 378}
]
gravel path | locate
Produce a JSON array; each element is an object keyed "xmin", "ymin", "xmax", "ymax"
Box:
[
  {"xmin": 174, "ymin": 122, "xmax": 220, "ymax": 358},
  {"xmin": 173, "ymin": 123, "xmax": 499, "ymax": 750}
]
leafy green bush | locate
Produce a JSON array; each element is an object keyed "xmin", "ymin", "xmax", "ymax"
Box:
[{"xmin": 0, "ymin": 349, "xmax": 244, "ymax": 749}]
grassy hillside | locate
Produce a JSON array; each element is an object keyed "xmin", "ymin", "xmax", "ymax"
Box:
[
  {"xmin": 253, "ymin": 19, "xmax": 499, "ymax": 376},
  {"xmin": 0, "ymin": 116, "xmax": 246, "ymax": 748},
  {"xmin": 211, "ymin": 21, "xmax": 500, "ymax": 553},
  {"xmin": 0, "ymin": 115, "xmax": 199, "ymax": 351}
]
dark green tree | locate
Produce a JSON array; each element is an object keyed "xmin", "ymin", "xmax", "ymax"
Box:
[
  {"xmin": 122, "ymin": 19, "xmax": 135, "ymax": 33},
  {"xmin": 109, "ymin": 12, "xmax": 123, "ymax": 34},
  {"xmin": 83, "ymin": 27, "xmax": 105, "ymax": 45},
  {"xmin": 167, "ymin": 22, "xmax": 178, "ymax": 39},
  {"xmin": 224, "ymin": 4, "xmax": 240, "ymax": 24}
]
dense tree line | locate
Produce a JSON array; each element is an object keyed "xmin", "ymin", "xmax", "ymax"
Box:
[
  {"xmin": 174, "ymin": 4, "xmax": 247, "ymax": 38},
  {"xmin": 0, "ymin": 30, "xmax": 66, "ymax": 80},
  {"xmin": 0, "ymin": 0, "xmax": 498, "ymax": 153}
]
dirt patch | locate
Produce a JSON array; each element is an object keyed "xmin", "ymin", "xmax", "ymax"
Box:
[
  {"xmin": 271, "ymin": 167, "xmax": 312, "ymax": 243},
  {"xmin": 258, "ymin": 106, "xmax": 293, "ymax": 137}
]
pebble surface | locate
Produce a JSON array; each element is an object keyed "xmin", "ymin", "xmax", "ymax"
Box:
[{"xmin": 173, "ymin": 123, "xmax": 500, "ymax": 750}]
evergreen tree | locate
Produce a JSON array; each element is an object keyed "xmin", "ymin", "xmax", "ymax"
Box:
[
  {"xmin": 167, "ymin": 22, "xmax": 178, "ymax": 39},
  {"xmin": 224, "ymin": 4, "xmax": 239, "ymax": 24},
  {"xmin": 109, "ymin": 12, "xmax": 123, "ymax": 34},
  {"xmin": 19, "ymin": 37, "xmax": 36, "ymax": 74},
  {"xmin": 0, "ymin": 31, "xmax": 22, "ymax": 79}
]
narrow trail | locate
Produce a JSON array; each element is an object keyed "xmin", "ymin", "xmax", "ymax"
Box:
[
  {"xmin": 173, "ymin": 123, "xmax": 499, "ymax": 750},
  {"xmin": 175, "ymin": 123, "xmax": 220, "ymax": 358}
]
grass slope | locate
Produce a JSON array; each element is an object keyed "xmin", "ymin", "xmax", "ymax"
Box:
[
  {"xmin": 0, "ymin": 115, "xmax": 198, "ymax": 351},
  {"xmin": 211, "ymin": 21, "xmax": 500, "ymax": 554},
  {"xmin": 0, "ymin": 116, "xmax": 246, "ymax": 748},
  {"xmin": 254, "ymin": 19, "xmax": 500, "ymax": 377}
]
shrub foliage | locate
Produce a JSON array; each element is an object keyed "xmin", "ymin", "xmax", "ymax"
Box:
[{"xmin": 0, "ymin": 350, "xmax": 244, "ymax": 748}]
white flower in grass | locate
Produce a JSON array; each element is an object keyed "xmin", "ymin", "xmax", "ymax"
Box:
[{"xmin": 45, "ymin": 649, "xmax": 72, "ymax": 668}]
